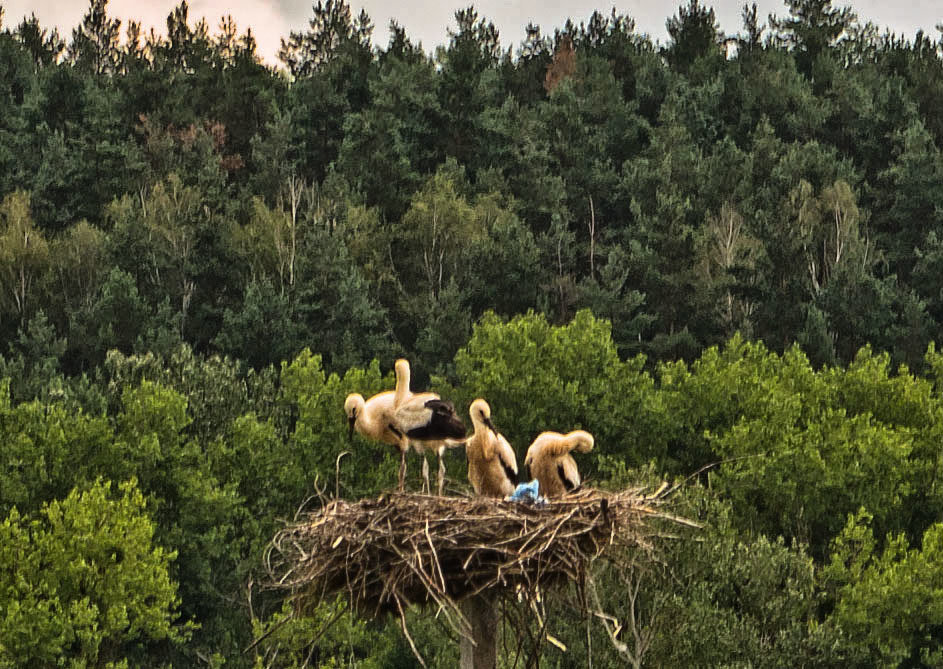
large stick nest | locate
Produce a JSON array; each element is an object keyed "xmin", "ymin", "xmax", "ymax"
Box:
[{"xmin": 265, "ymin": 485, "xmax": 693, "ymax": 626}]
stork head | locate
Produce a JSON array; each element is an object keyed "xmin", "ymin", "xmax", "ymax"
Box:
[
  {"xmin": 569, "ymin": 430, "xmax": 595, "ymax": 453},
  {"xmin": 344, "ymin": 394, "xmax": 364, "ymax": 441},
  {"xmin": 470, "ymin": 398, "xmax": 497, "ymax": 434}
]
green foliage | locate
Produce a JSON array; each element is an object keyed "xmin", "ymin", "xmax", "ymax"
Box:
[
  {"xmin": 396, "ymin": 162, "xmax": 483, "ymax": 299},
  {"xmin": 453, "ymin": 309, "xmax": 659, "ymax": 469},
  {"xmin": 0, "ymin": 379, "xmax": 116, "ymax": 516},
  {"xmin": 657, "ymin": 337, "xmax": 922, "ymax": 553},
  {"xmin": 249, "ymin": 598, "xmax": 401, "ymax": 669},
  {"xmin": 293, "ymin": 226, "xmax": 397, "ymax": 373},
  {"xmin": 67, "ymin": 268, "xmax": 151, "ymax": 369},
  {"xmin": 0, "ymin": 479, "xmax": 188, "ymax": 668},
  {"xmin": 0, "ymin": 309, "xmax": 66, "ymax": 402},
  {"xmin": 825, "ymin": 512, "xmax": 943, "ymax": 666},
  {"xmin": 3, "ymin": 0, "xmax": 943, "ymax": 379},
  {"xmin": 663, "ymin": 0, "xmax": 724, "ymax": 78},
  {"xmin": 7, "ymin": 2, "xmax": 943, "ymax": 665},
  {"xmin": 636, "ymin": 491, "xmax": 831, "ymax": 667},
  {"xmin": 281, "ymin": 350, "xmax": 402, "ymax": 496},
  {"xmin": 460, "ymin": 191, "xmax": 544, "ymax": 318},
  {"xmin": 0, "ymin": 190, "xmax": 48, "ymax": 327},
  {"xmin": 713, "ymin": 403, "xmax": 913, "ymax": 554},
  {"xmin": 770, "ymin": 0, "xmax": 859, "ymax": 79},
  {"xmin": 214, "ymin": 277, "xmax": 304, "ymax": 369}
]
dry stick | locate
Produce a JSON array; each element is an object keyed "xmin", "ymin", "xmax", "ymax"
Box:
[
  {"xmin": 300, "ymin": 634, "xmax": 318, "ymax": 669},
  {"xmin": 405, "ymin": 544, "xmax": 467, "ymax": 635},
  {"xmin": 246, "ymin": 577, "xmax": 256, "ymax": 627},
  {"xmin": 506, "ymin": 595, "xmax": 529, "ymax": 669},
  {"xmin": 587, "ymin": 574, "xmax": 630, "ymax": 657},
  {"xmin": 293, "ymin": 492, "xmax": 319, "ymax": 522},
  {"xmin": 335, "ymin": 451, "xmax": 350, "ymax": 499},
  {"xmin": 267, "ymin": 487, "xmax": 682, "ymax": 656},
  {"xmin": 396, "ymin": 595, "xmax": 428, "ymax": 668},
  {"xmin": 242, "ymin": 613, "xmax": 292, "ymax": 654},
  {"xmin": 265, "ymin": 643, "xmax": 281, "ymax": 669},
  {"xmin": 253, "ymin": 597, "xmax": 350, "ymax": 659},
  {"xmin": 423, "ymin": 521, "xmax": 471, "ymax": 637}
]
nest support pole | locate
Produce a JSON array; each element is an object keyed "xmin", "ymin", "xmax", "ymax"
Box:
[{"xmin": 460, "ymin": 593, "xmax": 497, "ymax": 669}]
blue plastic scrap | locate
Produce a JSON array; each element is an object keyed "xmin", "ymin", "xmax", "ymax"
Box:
[{"xmin": 508, "ymin": 479, "xmax": 546, "ymax": 505}]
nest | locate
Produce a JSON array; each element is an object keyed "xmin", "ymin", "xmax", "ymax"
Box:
[{"xmin": 265, "ymin": 485, "xmax": 692, "ymax": 629}]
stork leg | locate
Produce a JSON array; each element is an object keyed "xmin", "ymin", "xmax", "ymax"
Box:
[
  {"xmin": 437, "ymin": 447, "xmax": 446, "ymax": 496},
  {"xmin": 421, "ymin": 455, "xmax": 430, "ymax": 495},
  {"xmin": 398, "ymin": 450, "xmax": 407, "ymax": 491}
]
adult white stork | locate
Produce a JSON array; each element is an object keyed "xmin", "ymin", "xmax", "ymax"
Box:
[
  {"xmin": 391, "ymin": 358, "xmax": 466, "ymax": 494},
  {"xmin": 465, "ymin": 398, "xmax": 519, "ymax": 498},
  {"xmin": 523, "ymin": 430, "xmax": 594, "ymax": 498}
]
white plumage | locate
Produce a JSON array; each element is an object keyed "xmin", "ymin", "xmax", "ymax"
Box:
[
  {"xmin": 391, "ymin": 359, "xmax": 466, "ymax": 494},
  {"xmin": 344, "ymin": 390, "xmax": 409, "ymax": 489},
  {"xmin": 344, "ymin": 391, "xmax": 400, "ymax": 447},
  {"xmin": 524, "ymin": 430, "xmax": 594, "ymax": 498},
  {"xmin": 465, "ymin": 399, "xmax": 519, "ymax": 498}
]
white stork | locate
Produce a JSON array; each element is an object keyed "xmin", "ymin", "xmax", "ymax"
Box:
[
  {"xmin": 465, "ymin": 398, "xmax": 519, "ymax": 498},
  {"xmin": 391, "ymin": 358, "xmax": 466, "ymax": 494},
  {"xmin": 523, "ymin": 430, "xmax": 594, "ymax": 498}
]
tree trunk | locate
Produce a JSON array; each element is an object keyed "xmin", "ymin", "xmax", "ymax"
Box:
[{"xmin": 460, "ymin": 594, "xmax": 496, "ymax": 669}]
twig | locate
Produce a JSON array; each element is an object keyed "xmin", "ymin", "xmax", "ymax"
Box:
[
  {"xmin": 396, "ymin": 596, "xmax": 427, "ymax": 668},
  {"xmin": 265, "ymin": 487, "xmax": 693, "ymax": 653},
  {"xmin": 335, "ymin": 451, "xmax": 349, "ymax": 499}
]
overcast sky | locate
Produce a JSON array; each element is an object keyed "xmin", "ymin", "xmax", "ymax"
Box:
[{"xmin": 2, "ymin": 1, "xmax": 940, "ymax": 65}]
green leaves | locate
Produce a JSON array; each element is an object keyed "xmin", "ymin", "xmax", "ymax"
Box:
[
  {"xmin": 398, "ymin": 163, "xmax": 482, "ymax": 299},
  {"xmin": 453, "ymin": 309, "xmax": 657, "ymax": 469},
  {"xmin": 281, "ymin": 351, "xmax": 402, "ymax": 496},
  {"xmin": 0, "ymin": 479, "xmax": 188, "ymax": 668},
  {"xmin": 825, "ymin": 514, "xmax": 943, "ymax": 666}
]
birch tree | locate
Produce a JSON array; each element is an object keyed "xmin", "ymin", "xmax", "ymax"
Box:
[
  {"xmin": 400, "ymin": 166, "xmax": 483, "ymax": 299},
  {"xmin": 0, "ymin": 190, "xmax": 49, "ymax": 326}
]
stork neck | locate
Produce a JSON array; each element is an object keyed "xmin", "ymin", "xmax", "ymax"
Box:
[
  {"xmin": 471, "ymin": 418, "xmax": 488, "ymax": 439},
  {"xmin": 358, "ymin": 408, "xmax": 380, "ymax": 435},
  {"xmin": 394, "ymin": 363, "xmax": 411, "ymax": 406}
]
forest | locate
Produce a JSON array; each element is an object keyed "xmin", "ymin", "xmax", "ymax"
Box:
[{"xmin": 2, "ymin": 0, "xmax": 943, "ymax": 665}]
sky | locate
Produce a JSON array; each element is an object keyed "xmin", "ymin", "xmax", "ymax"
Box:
[{"xmin": 1, "ymin": 1, "xmax": 940, "ymax": 65}]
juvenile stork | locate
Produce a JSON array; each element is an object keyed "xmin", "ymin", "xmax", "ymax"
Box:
[
  {"xmin": 344, "ymin": 391, "xmax": 408, "ymax": 487},
  {"xmin": 465, "ymin": 399, "xmax": 519, "ymax": 498},
  {"xmin": 391, "ymin": 358, "xmax": 466, "ymax": 494},
  {"xmin": 523, "ymin": 430, "xmax": 594, "ymax": 498},
  {"xmin": 344, "ymin": 391, "xmax": 399, "ymax": 445}
]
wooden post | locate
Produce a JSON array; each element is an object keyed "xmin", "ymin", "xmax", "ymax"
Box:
[{"xmin": 460, "ymin": 593, "xmax": 496, "ymax": 669}]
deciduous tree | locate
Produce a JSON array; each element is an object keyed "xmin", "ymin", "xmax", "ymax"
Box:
[{"xmin": 0, "ymin": 479, "xmax": 189, "ymax": 667}]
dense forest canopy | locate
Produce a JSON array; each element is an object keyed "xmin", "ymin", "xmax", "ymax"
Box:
[
  {"xmin": 1, "ymin": 0, "xmax": 943, "ymax": 374},
  {"xmin": 3, "ymin": 0, "xmax": 943, "ymax": 666}
]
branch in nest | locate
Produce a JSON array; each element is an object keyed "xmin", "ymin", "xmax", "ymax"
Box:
[{"xmin": 264, "ymin": 485, "xmax": 696, "ymax": 648}]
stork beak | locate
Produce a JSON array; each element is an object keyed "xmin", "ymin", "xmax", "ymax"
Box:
[
  {"xmin": 484, "ymin": 417, "xmax": 498, "ymax": 435},
  {"xmin": 522, "ymin": 462, "xmax": 531, "ymax": 482},
  {"xmin": 347, "ymin": 414, "xmax": 356, "ymax": 441}
]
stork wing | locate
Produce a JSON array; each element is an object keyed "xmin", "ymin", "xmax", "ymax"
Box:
[
  {"xmin": 496, "ymin": 434, "xmax": 519, "ymax": 486},
  {"xmin": 403, "ymin": 399, "xmax": 466, "ymax": 441},
  {"xmin": 558, "ymin": 462, "xmax": 579, "ymax": 492},
  {"xmin": 502, "ymin": 457, "xmax": 519, "ymax": 487}
]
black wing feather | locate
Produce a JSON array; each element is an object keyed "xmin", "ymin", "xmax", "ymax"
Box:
[
  {"xmin": 558, "ymin": 463, "xmax": 578, "ymax": 492},
  {"xmin": 501, "ymin": 457, "xmax": 519, "ymax": 487},
  {"xmin": 405, "ymin": 400, "xmax": 466, "ymax": 440}
]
